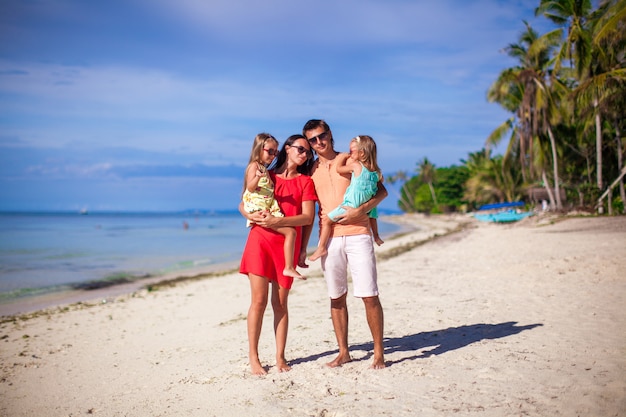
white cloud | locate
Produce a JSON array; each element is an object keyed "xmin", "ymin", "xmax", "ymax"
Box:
[{"xmin": 143, "ymin": 0, "xmax": 543, "ymax": 48}]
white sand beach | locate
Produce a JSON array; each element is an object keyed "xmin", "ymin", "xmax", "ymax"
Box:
[{"xmin": 1, "ymin": 213, "xmax": 625, "ymax": 416}]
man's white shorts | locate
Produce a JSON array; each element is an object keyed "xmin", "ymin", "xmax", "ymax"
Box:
[{"xmin": 321, "ymin": 234, "xmax": 379, "ymax": 299}]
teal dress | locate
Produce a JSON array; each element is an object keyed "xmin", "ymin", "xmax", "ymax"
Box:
[{"xmin": 328, "ymin": 163, "xmax": 379, "ymax": 222}]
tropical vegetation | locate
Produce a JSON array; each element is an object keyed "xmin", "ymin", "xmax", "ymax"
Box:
[{"xmin": 390, "ymin": 0, "xmax": 625, "ymax": 215}]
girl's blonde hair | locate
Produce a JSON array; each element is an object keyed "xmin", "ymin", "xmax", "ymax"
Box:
[
  {"xmin": 248, "ymin": 132, "xmax": 278, "ymax": 165},
  {"xmin": 243, "ymin": 133, "xmax": 278, "ymax": 194},
  {"xmin": 352, "ymin": 135, "xmax": 381, "ymax": 175}
]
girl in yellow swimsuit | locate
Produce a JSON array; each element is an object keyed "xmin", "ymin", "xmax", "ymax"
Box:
[{"xmin": 242, "ymin": 133, "xmax": 304, "ymax": 279}]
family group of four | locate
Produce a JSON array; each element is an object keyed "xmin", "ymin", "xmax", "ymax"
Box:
[{"xmin": 238, "ymin": 119, "xmax": 388, "ymax": 375}]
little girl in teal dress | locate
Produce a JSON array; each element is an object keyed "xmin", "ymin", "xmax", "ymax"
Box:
[{"xmin": 309, "ymin": 135, "xmax": 384, "ymax": 261}]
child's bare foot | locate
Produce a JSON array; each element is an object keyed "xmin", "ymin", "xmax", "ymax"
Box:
[
  {"xmin": 283, "ymin": 267, "xmax": 306, "ymax": 280},
  {"xmin": 308, "ymin": 247, "xmax": 327, "ymax": 261},
  {"xmin": 326, "ymin": 352, "xmax": 352, "ymax": 368},
  {"xmin": 374, "ymin": 236, "xmax": 384, "ymax": 246}
]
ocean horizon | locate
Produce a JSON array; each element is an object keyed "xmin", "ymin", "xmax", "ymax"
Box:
[{"xmin": 0, "ymin": 209, "xmax": 403, "ymax": 304}]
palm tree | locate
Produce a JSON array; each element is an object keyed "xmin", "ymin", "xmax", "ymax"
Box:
[
  {"xmin": 536, "ymin": 0, "xmax": 609, "ymax": 196},
  {"xmin": 386, "ymin": 170, "xmax": 415, "ymax": 212},
  {"xmin": 574, "ymin": 0, "xmax": 626, "ymax": 209},
  {"xmin": 463, "ymin": 150, "xmax": 523, "ymax": 206},
  {"xmin": 417, "ymin": 158, "xmax": 438, "ymax": 208},
  {"xmin": 535, "ymin": 0, "xmax": 594, "ymax": 76},
  {"xmin": 481, "ymin": 0, "xmax": 624, "ymax": 211},
  {"xmin": 486, "ymin": 75, "xmax": 528, "ymax": 181},
  {"xmin": 592, "ymin": 0, "xmax": 626, "ymax": 44},
  {"xmin": 487, "ymin": 21, "xmax": 564, "ymax": 209},
  {"xmin": 538, "ymin": 75, "xmax": 571, "ymax": 209},
  {"xmin": 531, "ymin": 131, "xmax": 559, "ymax": 207}
]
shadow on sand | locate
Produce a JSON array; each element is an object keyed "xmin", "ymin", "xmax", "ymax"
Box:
[{"xmin": 291, "ymin": 321, "xmax": 543, "ymax": 367}]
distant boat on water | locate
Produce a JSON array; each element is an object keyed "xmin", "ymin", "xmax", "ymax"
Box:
[
  {"xmin": 79, "ymin": 208, "xmax": 88, "ymax": 215},
  {"xmin": 473, "ymin": 202, "xmax": 533, "ymax": 223}
]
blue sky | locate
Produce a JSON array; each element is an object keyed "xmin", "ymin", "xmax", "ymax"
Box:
[{"xmin": 0, "ymin": 0, "xmax": 554, "ymax": 212}]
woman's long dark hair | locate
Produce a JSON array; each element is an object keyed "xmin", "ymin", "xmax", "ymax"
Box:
[{"xmin": 273, "ymin": 134, "xmax": 315, "ymax": 175}]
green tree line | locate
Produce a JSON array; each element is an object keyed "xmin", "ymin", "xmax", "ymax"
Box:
[{"xmin": 389, "ymin": 0, "xmax": 625, "ymax": 215}]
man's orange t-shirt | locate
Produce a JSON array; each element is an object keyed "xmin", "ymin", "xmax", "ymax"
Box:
[{"xmin": 310, "ymin": 157, "xmax": 371, "ymax": 238}]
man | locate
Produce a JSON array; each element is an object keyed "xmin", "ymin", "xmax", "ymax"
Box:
[{"xmin": 302, "ymin": 119, "xmax": 387, "ymax": 369}]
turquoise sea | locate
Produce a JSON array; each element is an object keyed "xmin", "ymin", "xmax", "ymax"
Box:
[{"xmin": 0, "ymin": 211, "xmax": 401, "ymax": 303}]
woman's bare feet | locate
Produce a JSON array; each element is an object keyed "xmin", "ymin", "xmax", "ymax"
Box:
[
  {"xmin": 283, "ymin": 267, "xmax": 306, "ymax": 280},
  {"xmin": 308, "ymin": 247, "xmax": 328, "ymax": 261},
  {"xmin": 250, "ymin": 359, "xmax": 268, "ymax": 376},
  {"xmin": 326, "ymin": 352, "xmax": 352, "ymax": 368}
]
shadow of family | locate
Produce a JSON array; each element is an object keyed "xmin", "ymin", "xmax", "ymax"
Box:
[{"xmin": 290, "ymin": 321, "xmax": 543, "ymax": 367}]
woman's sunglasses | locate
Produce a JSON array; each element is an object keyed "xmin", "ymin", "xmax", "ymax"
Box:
[
  {"xmin": 263, "ymin": 148, "xmax": 278, "ymax": 156},
  {"xmin": 291, "ymin": 145, "xmax": 313, "ymax": 159}
]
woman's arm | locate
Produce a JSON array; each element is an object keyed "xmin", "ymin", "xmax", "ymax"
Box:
[
  {"xmin": 300, "ymin": 222, "xmax": 313, "ymax": 250},
  {"xmin": 298, "ymin": 222, "xmax": 314, "ymax": 268},
  {"xmin": 238, "ymin": 201, "xmax": 267, "ymax": 223},
  {"xmin": 256, "ymin": 200, "xmax": 315, "ymax": 229}
]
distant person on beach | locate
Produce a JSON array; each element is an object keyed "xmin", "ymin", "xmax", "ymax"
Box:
[
  {"xmin": 242, "ymin": 133, "xmax": 304, "ymax": 279},
  {"xmin": 308, "ymin": 135, "xmax": 384, "ymax": 262},
  {"xmin": 239, "ymin": 134, "xmax": 316, "ymax": 375},
  {"xmin": 302, "ymin": 119, "xmax": 388, "ymax": 369}
]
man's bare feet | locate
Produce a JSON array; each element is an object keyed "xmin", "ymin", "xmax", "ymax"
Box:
[
  {"xmin": 308, "ymin": 247, "xmax": 327, "ymax": 261},
  {"xmin": 250, "ymin": 359, "xmax": 268, "ymax": 376},
  {"xmin": 283, "ymin": 267, "xmax": 306, "ymax": 280},
  {"xmin": 326, "ymin": 352, "xmax": 352, "ymax": 368},
  {"xmin": 370, "ymin": 357, "xmax": 386, "ymax": 369}
]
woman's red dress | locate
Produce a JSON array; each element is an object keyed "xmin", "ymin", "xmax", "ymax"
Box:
[{"xmin": 239, "ymin": 172, "xmax": 316, "ymax": 289}]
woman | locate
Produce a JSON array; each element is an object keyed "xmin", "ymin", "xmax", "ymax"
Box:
[{"xmin": 239, "ymin": 134, "xmax": 316, "ymax": 375}]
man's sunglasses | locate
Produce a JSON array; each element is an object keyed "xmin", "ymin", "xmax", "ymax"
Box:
[
  {"xmin": 291, "ymin": 145, "xmax": 313, "ymax": 159},
  {"xmin": 307, "ymin": 131, "xmax": 329, "ymax": 145}
]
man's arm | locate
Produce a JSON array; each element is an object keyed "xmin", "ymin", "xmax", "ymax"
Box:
[{"xmin": 335, "ymin": 181, "xmax": 388, "ymax": 223}]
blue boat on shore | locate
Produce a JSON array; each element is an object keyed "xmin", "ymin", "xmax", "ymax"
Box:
[{"xmin": 473, "ymin": 202, "xmax": 533, "ymax": 223}]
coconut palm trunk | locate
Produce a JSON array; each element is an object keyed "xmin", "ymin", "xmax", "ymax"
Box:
[
  {"xmin": 428, "ymin": 182, "xmax": 438, "ymax": 207},
  {"xmin": 547, "ymin": 126, "xmax": 563, "ymax": 209},
  {"xmin": 542, "ymin": 169, "xmax": 557, "ymax": 209},
  {"xmin": 616, "ymin": 120, "xmax": 625, "ymax": 213},
  {"xmin": 595, "ymin": 97, "xmax": 603, "ymax": 191}
]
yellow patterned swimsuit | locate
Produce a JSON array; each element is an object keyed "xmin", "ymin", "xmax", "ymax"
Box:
[{"xmin": 242, "ymin": 173, "xmax": 284, "ymax": 227}]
